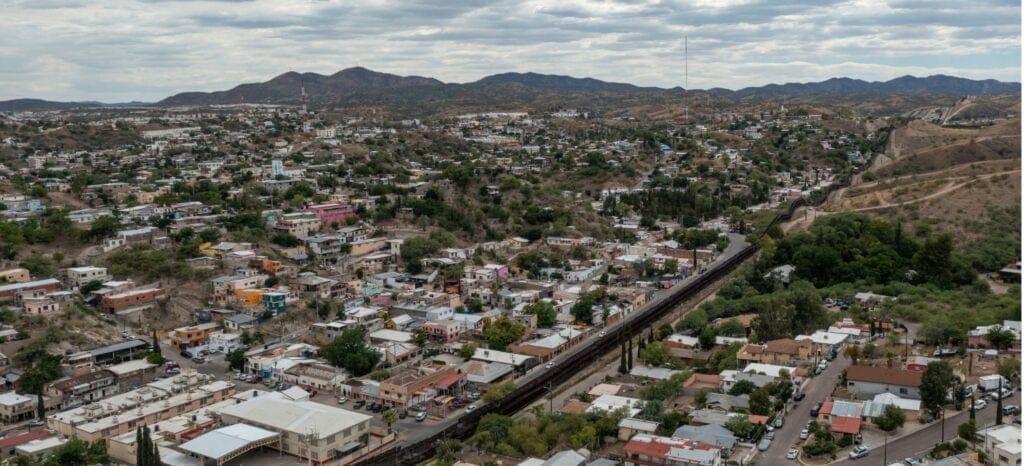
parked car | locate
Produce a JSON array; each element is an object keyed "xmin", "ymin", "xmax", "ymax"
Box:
[
  {"xmin": 799, "ymin": 429, "xmax": 810, "ymax": 440},
  {"xmin": 903, "ymin": 458, "xmax": 925, "ymax": 466},
  {"xmin": 337, "ymin": 397, "xmax": 348, "ymax": 405},
  {"xmin": 598, "ymin": 331, "xmax": 607, "ymax": 337},
  {"xmin": 793, "ymin": 392, "xmax": 806, "ymax": 402},
  {"xmin": 991, "ymin": 388, "xmax": 1013, "ymax": 400},
  {"xmin": 849, "ymin": 446, "xmax": 869, "ymax": 459},
  {"xmin": 811, "ymin": 403, "xmax": 822, "ymax": 417},
  {"xmin": 772, "ymin": 417, "xmax": 784, "ymax": 428},
  {"xmin": 1003, "ymin": 405, "xmax": 1018, "ymax": 415},
  {"xmin": 466, "ymin": 404, "xmax": 477, "ymax": 412},
  {"xmin": 814, "ymin": 366, "xmax": 823, "ymax": 375},
  {"xmin": 191, "ymin": 356, "xmax": 205, "ymax": 364},
  {"xmin": 353, "ymin": 400, "xmax": 366, "ymax": 409},
  {"xmin": 757, "ymin": 439, "xmax": 771, "ymax": 451},
  {"xmin": 398, "ymin": 410, "xmax": 407, "ymax": 419},
  {"xmin": 545, "ymin": 362, "xmax": 555, "ymax": 369},
  {"xmin": 766, "ymin": 430, "xmax": 775, "ymax": 440},
  {"xmin": 27, "ymin": 419, "xmax": 44, "ymax": 427},
  {"xmin": 416, "ymin": 411, "xmax": 427, "ymax": 421},
  {"xmin": 786, "ymin": 448, "xmax": 800, "ymax": 460},
  {"xmin": 974, "ymin": 399, "xmax": 988, "ymax": 410}
]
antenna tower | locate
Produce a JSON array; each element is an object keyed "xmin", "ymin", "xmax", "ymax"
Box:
[{"xmin": 684, "ymin": 35, "xmax": 688, "ymax": 124}]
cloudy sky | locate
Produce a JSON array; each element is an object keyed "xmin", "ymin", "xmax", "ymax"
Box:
[{"xmin": 3, "ymin": 0, "xmax": 1020, "ymax": 102}]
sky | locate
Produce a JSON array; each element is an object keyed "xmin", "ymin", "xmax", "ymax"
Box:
[{"xmin": 3, "ymin": 0, "xmax": 1021, "ymax": 102}]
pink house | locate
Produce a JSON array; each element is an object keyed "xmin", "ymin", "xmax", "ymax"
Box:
[
  {"xmin": 421, "ymin": 320, "xmax": 462, "ymax": 343},
  {"xmin": 305, "ymin": 203, "xmax": 356, "ymax": 226}
]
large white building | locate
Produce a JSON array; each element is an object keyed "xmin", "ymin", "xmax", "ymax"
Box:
[
  {"xmin": 978, "ymin": 425, "xmax": 1021, "ymax": 466},
  {"xmin": 218, "ymin": 396, "xmax": 373, "ymax": 465}
]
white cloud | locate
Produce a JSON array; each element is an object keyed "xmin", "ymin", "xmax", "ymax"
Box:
[{"xmin": 1, "ymin": 0, "xmax": 1019, "ymax": 101}]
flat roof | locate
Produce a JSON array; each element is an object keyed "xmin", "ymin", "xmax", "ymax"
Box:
[
  {"xmin": 179, "ymin": 423, "xmax": 279, "ymax": 460},
  {"xmin": 218, "ymin": 397, "xmax": 371, "ymax": 439}
]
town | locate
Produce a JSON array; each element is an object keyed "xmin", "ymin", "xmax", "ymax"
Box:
[{"xmin": 0, "ymin": 76, "xmax": 1019, "ymax": 466}]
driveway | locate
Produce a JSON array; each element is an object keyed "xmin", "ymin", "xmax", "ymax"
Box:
[{"xmin": 759, "ymin": 354, "xmax": 851, "ymax": 464}]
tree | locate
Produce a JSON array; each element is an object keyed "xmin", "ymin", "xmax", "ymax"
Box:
[
  {"xmin": 912, "ymin": 233, "xmax": 954, "ymax": 287},
  {"xmin": 717, "ymin": 319, "xmax": 746, "ymax": 337},
  {"xmin": 749, "ymin": 388, "xmax": 772, "ymax": 416},
  {"xmin": 618, "ymin": 342, "xmax": 627, "ymax": 374},
  {"xmin": 986, "ymin": 326, "xmax": 1017, "ymax": 351},
  {"xmin": 641, "ymin": 400, "xmax": 663, "ymax": 420},
  {"xmin": 413, "ymin": 329, "xmax": 429, "ymax": 347},
  {"xmin": 874, "ymin": 404, "xmax": 906, "ymax": 432},
  {"xmin": 626, "ymin": 338, "xmax": 633, "ymax": 370},
  {"xmin": 638, "ymin": 342, "xmax": 676, "ymax": 367},
  {"xmin": 996, "ymin": 378, "xmax": 1004, "ymax": 425},
  {"xmin": 135, "ymin": 425, "xmax": 160, "ymax": 466},
  {"xmin": 728, "ymin": 380, "xmax": 757, "ymax": 396},
  {"xmin": 435, "ymin": 438, "xmax": 462, "ymax": 465},
  {"xmin": 482, "ymin": 316, "xmax": 525, "ymax": 351},
  {"xmin": 724, "ymin": 415, "xmax": 755, "ymax": 438},
  {"xmin": 524, "ymin": 301, "xmax": 557, "ymax": 328},
  {"xmin": 844, "ymin": 345, "xmax": 862, "ymax": 365},
  {"xmin": 571, "ymin": 296, "xmax": 594, "ymax": 325},
  {"xmin": 677, "ymin": 308, "xmax": 708, "ymax": 333},
  {"xmin": 321, "ymin": 328, "xmax": 382, "ymax": 376},
  {"xmin": 658, "ymin": 324, "xmax": 675, "ymax": 340},
  {"xmin": 483, "ymin": 382, "xmax": 516, "ymax": 403},
  {"xmin": 20, "ymin": 353, "xmax": 62, "ymax": 394},
  {"xmin": 459, "ymin": 343, "xmax": 477, "ymax": 360},
  {"xmin": 87, "ymin": 215, "xmax": 120, "ymax": 239},
  {"xmin": 225, "ymin": 347, "xmax": 247, "ymax": 371},
  {"xmin": 920, "ymin": 361, "xmax": 955, "ymax": 416},
  {"xmin": 382, "ymin": 409, "xmax": 397, "ymax": 433},
  {"xmin": 958, "ymin": 421, "xmax": 976, "ymax": 442},
  {"xmin": 998, "ymin": 357, "xmax": 1021, "ymax": 382}
]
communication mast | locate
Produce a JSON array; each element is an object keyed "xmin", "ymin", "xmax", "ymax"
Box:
[{"xmin": 684, "ymin": 35, "xmax": 688, "ymax": 124}]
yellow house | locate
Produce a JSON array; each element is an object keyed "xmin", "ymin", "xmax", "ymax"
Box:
[{"xmin": 234, "ymin": 288, "xmax": 265, "ymax": 307}]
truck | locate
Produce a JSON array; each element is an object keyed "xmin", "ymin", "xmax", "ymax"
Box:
[{"xmin": 979, "ymin": 374, "xmax": 1010, "ymax": 393}]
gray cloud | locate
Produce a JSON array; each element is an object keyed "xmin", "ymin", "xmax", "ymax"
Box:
[{"xmin": 0, "ymin": 0, "xmax": 1018, "ymax": 101}]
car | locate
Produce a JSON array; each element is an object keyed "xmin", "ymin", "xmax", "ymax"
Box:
[
  {"xmin": 810, "ymin": 403, "xmax": 822, "ymax": 417},
  {"xmin": 765, "ymin": 425, "xmax": 775, "ymax": 433},
  {"xmin": 191, "ymin": 356, "xmax": 205, "ymax": 364},
  {"xmin": 27, "ymin": 419, "xmax": 44, "ymax": 427},
  {"xmin": 468, "ymin": 392, "xmax": 481, "ymax": 400},
  {"xmin": 766, "ymin": 430, "xmax": 775, "ymax": 440},
  {"xmin": 757, "ymin": 439, "xmax": 771, "ymax": 451},
  {"xmin": 772, "ymin": 417, "xmax": 784, "ymax": 428},
  {"xmin": 353, "ymin": 400, "xmax": 366, "ymax": 409},
  {"xmin": 466, "ymin": 404, "xmax": 477, "ymax": 412},
  {"xmin": 849, "ymin": 445, "xmax": 869, "ymax": 459},
  {"xmin": 545, "ymin": 362, "xmax": 555, "ymax": 369},
  {"xmin": 786, "ymin": 448, "xmax": 799, "ymax": 460},
  {"xmin": 337, "ymin": 397, "xmax": 348, "ymax": 404},
  {"xmin": 416, "ymin": 411, "xmax": 427, "ymax": 422},
  {"xmin": 991, "ymin": 388, "xmax": 1014, "ymax": 400},
  {"xmin": 1003, "ymin": 405, "xmax": 1018, "ymax": 415},
  {"xmin": 903, "ymin": 458, "xmax": 926, "ymax": 466},
  {"xmin": 398, "ymin": 410, "xmax": 407, "ymax": 419},
  {"xmin": 814, "ymin": 366, "xmax": 823, "ymax": 375},
  {"xmin": 974, "ymin": 399, "xmax": 988, "ymax": 410},
  {"xmin": 598, "ymin": 331, "xmax": 607, "ymax": 337},
  {"xmin": 799, "ymin": 429, "xmax": 809, "ymax": 440},
  {"xmin": 793, "ymin": 392, "xmax": 806, "ymax": 402}
]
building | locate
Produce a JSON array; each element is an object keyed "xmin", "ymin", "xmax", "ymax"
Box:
[
  {"xmin": 0, "ymin": 278, "xmax": 61, "ymax": 302},
  {"xmin": 105, "ymin": 359, "xmax": 159, "ymax": 392},
  {"xmin": 305, "ymin": 203, "xmax": 356, "ymax": 226},
  {"xmin": 421, "ymin": 320, "xmax": 463, "ymax": 343},
  {"xmin": 65, "ymin": 266, "xmax": 110, "ymax": 289},
  {"xmin": 44, "ymin": 370, "xmax": 118, "ymax": 410},
  {"xmin": 977, "ymin": 424, "xmax": 1021, "ymax": 466},
  {"xmin": 624, "ymin": 433, "xmax": 722, "ymax": 466},
  {"xmin": 274, "ymin": 213, "xmax": 321, "ymax": 239},
  {"xmin": 671, "ymin": 424, "xmax": 737, "ymax": 458},
  {"xmin": 280, "ymin": 361, "xmax": 347, "ymax": 392},
  {"xmin": 169, "ymin": 322, "xmax": 222, "ymax": 350},
  {"xmin": 217, "ymin": 396, "xmax": 373, "ymax": 465},
  {"xmin": 845, "ymin": 365, "xmax": 923, "ymax": 400},
  {"xmin": 378, "ymin": 368, "xmax": 463, "ymax": 408},
  {"xmin": 99, "ymin": 287, "xmax": 165, "ymax": 313},
  {"xmin": 0, "ymin": 392, "xmax": 42, "ymax": 423},
  {"xmin": 66, "ymin": 339, "xmax": 151, "ymax": 367},
  {"xmin": 736, "ymin": 338, "xmax": 813, "ymax": 366},
  {"xmin": 208, "ymin": 332, "xmax": 244, "ymax": 354},
  {"xmin": 618, "ymin": 418, "xmax": 660, "ymax": 441},
  {"xmin": 0, "ymin": 268, "xmax": 31, "ymax": 284}
]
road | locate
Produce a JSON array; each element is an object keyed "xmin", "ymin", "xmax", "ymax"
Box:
[
  {"xmin": 831, "ymin": 391, "xmax": 1022, "ymax": 466},
  {"xmin": 760, "ymin": 353, "xmax": 852, "ymax": 464},
  {"xmin": 394, "ymin": 232, "xmax": 752, "ymax": 446}
]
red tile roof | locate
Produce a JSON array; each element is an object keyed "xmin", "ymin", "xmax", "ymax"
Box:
[
  {"xmin": 0, "ymin": 430, "xmax": 51, "ymax": 449},
  {"xmin": 846, "ymin": 365, "xmax": 922, "ymax": 387},
  {"xmin": 748, "ymin": 415, "xmax": 770, "ymax": 425},
  {"xmin": 831, "ymin": 416, "xmax": 862, "ymax": 435},
  {"xmin": 820, "ymin": 400, "xmax": 834, "ymax": 416}
]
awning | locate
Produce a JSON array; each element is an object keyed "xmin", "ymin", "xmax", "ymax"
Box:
[{"xmin": 337, "ymin": 441, "xmax": 362, "ymax": 454}]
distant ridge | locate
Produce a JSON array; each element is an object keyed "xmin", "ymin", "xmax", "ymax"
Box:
[{"xmin": 1, "ymin": 68, "xmax": 1018, "ymax": 112}]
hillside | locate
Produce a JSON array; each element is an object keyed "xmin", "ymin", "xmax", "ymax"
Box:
[
  {"xmin": 3, "ymin": 70, "xmax": 1018, "ymax": 114},
  {"xmin": 872, "ymin": 118, "xmax": 1020, "ymax": 177}
]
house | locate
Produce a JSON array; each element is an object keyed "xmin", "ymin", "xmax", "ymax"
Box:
[
  {"xmin": 169, "ymin": 323, "xmax": 221, "ymax": 351},
  {"xmin": 672, "ymin": 424, "xmax": 737, "ymax": 458},
  {"xmin": 0, "ymin": 268, "xmax": 31, "ymax": 284},
  {"xmin": 99, "ymin": 287, "xmax": 165, "ymax": 313},
  {"xmin": 588, "ymin": 394, "xmax": 642, "ymax": 418},
  {"xmin": 207, "ymin": 332, "xmax": 243, "ymax": 354},
  {"xmin": 64, "ymin": 266, "xmax": 109, "ymax": 289},
  {"xmin": 377, "ymin": 368, "xmax": 463, "ymax": 408},
  {"xmin": 845, "ymin": 365, "xmax": 923, "ymax": 399},
  {"xmin": 624, "ymin": 434, "xmax": 723, "ymax": 466},
  {"xmin": 44, "ymin": 370, "xmax": 118, "ymax": 410},
  {"xmin": 681, "ymin": 373, "xmax": 721, "ymax": 396},
  {"xmin": 968, "ymin": 321, "xmax": 1022, "ymax": 349},
  {"xmin": 977, "ymin": 424, "xmax": 1021, "ymax": 466},
  {"xmin": 736, "ymin": 338, "xmax": 812, "ymax": 366},
  {"xmin": 861, "ymin": 392, "xmax": 921, "ymax": 424},
  {"xmin": 421, "ymin": 320, "xmax": 463, "ymax": 343},
  {"xmin": 618, "ymin": 418, "xmax": 660, "ymax": 441},
  {"xmin": 705, "ymin": 393, "xmax": 749, "ymax": 412},
  {"xmin": 906, "ymin": 356, "xmax": 939, "ymax": 372},
  {"xmin": 224, "ymin": 314, "xmax": 258, "ymax": 333}
]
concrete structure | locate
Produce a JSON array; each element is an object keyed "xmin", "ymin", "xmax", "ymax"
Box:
[
  {"xmin": 65, "ymin": 266, "xmax": 109, "ymax": 289},
  {"xmin": 978, "ymin": 424, "xmax": 1021, "ymax": 466},
  {"xmin": 0, "ymin": 268, "xmax": 31, "ymax": 284},
  {"xmin": 99, "ymin": 287, "xmax": 165, "ymax": 313},
  {"xmin": 624, "ymin": 433, "xmax": 722, "ymax": 466},
  {"xmin": 170, "ymin": 323, "xmax": 222, "ymax": 351},
  {"xmin": 44, "ymin": 369, "xmax": 118, "ymax": 410},
  {"xmin": 0, "ymin": 392, "xmax": 43, "ymax": 423},
  {"xmin": 736, "ymin": 338, "xmax": 812, "ymax": 366},
  {"xmin": 178, "ymin": 423, "xmax": 281, "ymax": 466}
]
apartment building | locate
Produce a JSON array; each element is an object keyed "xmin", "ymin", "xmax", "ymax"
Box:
[{"xmin": 65, "ymin": 266, "xmax": 110, "ymax": 289}]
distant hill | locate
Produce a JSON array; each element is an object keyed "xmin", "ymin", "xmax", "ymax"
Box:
[
  {"xmin": 0, "ymin": 99, "xmax": 149, "ymax": 112},
  {"xmin": 2, "ymin": 68, "xmax": 1018, "ymax": 112}
]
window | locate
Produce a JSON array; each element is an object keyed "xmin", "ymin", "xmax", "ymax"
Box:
[{"xmin": 899, "ymin": 388, "xmax": 908, "ymax": 394}]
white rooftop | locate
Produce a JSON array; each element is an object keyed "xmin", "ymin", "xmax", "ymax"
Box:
[
  {"xmin": 219, "ymin": 397, "xmax": 371, "ymax": 439},
  {"xmin": 179, "ymin": 423, "xmax": 279, "ymax": 460}
]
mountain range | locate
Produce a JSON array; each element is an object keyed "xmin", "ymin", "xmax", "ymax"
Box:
[{"xmin": 1, "ymin": 67, "xmax": 1019, "ymax": 112}]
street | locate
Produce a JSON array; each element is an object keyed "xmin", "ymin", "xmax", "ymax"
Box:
[{"xmin": 759, "ymin": 353, "xmax": 852, "ymax": 464}]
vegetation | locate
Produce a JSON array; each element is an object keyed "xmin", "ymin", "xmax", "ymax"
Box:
[
  {"xmin": 321, "ymin": 328, "xmax": 382, "ymax": 376},
  {"xmin": 471, "ymin": 407, "xmax": 627, "ymax": 456},
  {"xmin": 135, "ymin": 425, "xmax": 161, "ymax": 466},
  {"xmin": 482, "ymin": 316, "xmax": 525, "ymax": 351},
  {"xmin": 920, "ymin": 361, "xmax": 955, "ymax": 416},
  {"xmin": 483, "ymin": 382, "xmax": 516, "ymax": 403},
  {"xmin": 524, "ymin": 301, "xmax": 557, "ymax": 328},
  {"xmin": 874, "ymin": 404, "xmax": 906, "ymax": 432}
]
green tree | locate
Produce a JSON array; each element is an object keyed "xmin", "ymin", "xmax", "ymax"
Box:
[
  {"xmin": 20, "ymin": 353, "xmax": 62, "ymax": 394},
  {"xmin": 717, "ymin": 319, "xmax": 746, "ymax": 337},
  {"xmin": 749, "ymin": 388, "xmax": 772, "ymax": 416},
  {"xmin": 87, "ymin": 215, "xmax": 120, "ymax": 239},
  {"xmin": 482, "ymin": 316, "xmax": 525, "ymax": 351},
  {"xmin": 658, "ymin": 324, "xmax": 675, "ymax": 340},
  {"xmin": 321, "ymin": 328, "xmax": 381, "ymax": 376},
  {"xmin": 225, "ymin": 347, "xmax": 247, "ymax": 371},
  {"xmin": 958, "ymin": 421, "xmax": 976, "ymax": 442},
  {"xmin": 413, "ymin": 329, "xmax": 429, "ymax": 347},
  {"xmin": 728, "ymin": 380, "xmax": 757, "ymax": 396},
  {"xmin": 435, "ymin": 438, "xmax": 462, "ymax": 465},
  {"xmin": 920, "ymin": 361, "xmax": 955, "ymax": 416},
  {"xmin": 913, "ymin": 233, "xmax": 954, "ymax": 287},
  {"xmin": 571, "ymin": 296, "xmax": 594, "ymax": 325},
  {"xmin": 524, "ymin": 301, "xmax": 557, "ymax": 328},
  {"xmin": 618, "ymin": 342, "xmax": 628, "ymax": 374},
  {"xmin": 638, "ymin": 341, "xmax": 677, "ymax": 368},
  {"xmin": 483, "ymin": 382, "xmax": 516, "ymax": 403},
  {"xmin": 998, "ymin": 357, "xmax": 1021, "ymax": 382},
  {"xmin": 676, "ymin": 308, "xmax": 708, "ymax": 333},
  {"xmin": 874, "ymin": 404, "xmax": 906, "ymax": 432},
  {"xmin": 459, "ymin": 343, "xmax": 478, "ymax": 360},
  {"xmin": 382, "ymin": 409, "xmax": 397, "ymax": 433},
  {"xmin": 724, "ymin": 415, "xmax": 755, "ymax": 438},
  {"xmin": 986, "ymin": 326, "xmax": 1017, "ymax": 351}
]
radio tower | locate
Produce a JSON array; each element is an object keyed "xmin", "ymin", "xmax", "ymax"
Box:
[{"xmin": 300, "ymin": 82, "xmax": 308, "ymax": 115}]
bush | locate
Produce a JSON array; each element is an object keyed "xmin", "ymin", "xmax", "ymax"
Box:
[{"xmin": 803, "ymin": 440, "xmax": 837, "ymax": 457}]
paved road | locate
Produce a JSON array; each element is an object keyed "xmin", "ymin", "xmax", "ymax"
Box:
[
  {"xmin": 830, "ymin": 391, "xmax": 1022, "ymax": 466},
  {"xmin": 760, "ymin": 354, "xmax": 852, "ymax": 464}
]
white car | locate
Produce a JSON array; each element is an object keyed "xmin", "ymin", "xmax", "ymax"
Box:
[
  {"xmin": 974, "ymin": 399, "xmax": 988, "ymax": 410},
  {"xmin": 598, "ymin": 331, "xmax": 607, "ymax": 337},
  {"xmin": 849, "ymin": 445, "xmax": 869, "ymax": 459},
  {"xmin": 545, "ymin": 362, "xmax": 555, "ymax": 369},
  {"xmin": 799, "ymin": 428, "xmax": 810, "ymax": 439},
  {"xmin": 786, "ymin": 448, "xmax": 799, "ymax": 460},
  {"xmin": 466, "ymin": 404, "xmax": 477, "ymax": 412},
  {"xmin": 337, "ymin": 396, "xmax": 348, "ymax": 405}
]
